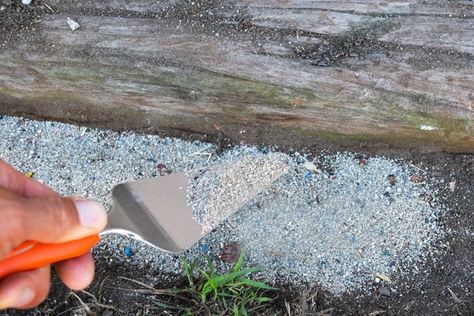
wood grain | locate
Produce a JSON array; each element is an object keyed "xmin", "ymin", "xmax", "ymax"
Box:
[{"xmin": 0, "ymin": 0, "xmax": 472, "ymax": 153}]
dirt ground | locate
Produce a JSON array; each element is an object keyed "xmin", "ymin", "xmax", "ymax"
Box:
[
  {"xmin": 1, "ymin": 1, "xmax": 473, "ymax": 315},
  {"xmin": 295, "ymin": 151, "xmax": 473, "ymax": 316}
]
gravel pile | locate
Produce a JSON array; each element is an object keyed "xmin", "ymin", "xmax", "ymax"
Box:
[
  {"xmin": 0, "ymin": 115, "xmax": 444, "ymax": 294},
  {"xmin": 188, "ymin": 153, "xmax": 288, "ymax": 233},
  {"xmin": 227, "ymin": 153, "xmax": 443, "ymax": 292}
]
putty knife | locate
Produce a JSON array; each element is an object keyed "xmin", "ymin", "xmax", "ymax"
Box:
[{"xmin": 0, "ymin": 173, "xmax": 203, "ymax": 278}]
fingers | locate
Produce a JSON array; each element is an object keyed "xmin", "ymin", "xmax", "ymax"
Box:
[
  {"xmin": 23, "ymin": 197, "xmax": 107, "ymax": 243},
  {"xmin": 0, "ymin": 254, "xmax": 94, "ymax": 310},
  {"xmin": 0, "ymin": 266, "xmax": 50, "ymax": 309},
  {"xmin": 0, "ymin": 160, "xmax": 103, "ymax": 310},
  {"xmin": 0, "ymin": 160, "xmax": 56, "ymax": 198},
  {"xmin": 55, "ymin": 252, "xmax": 95, "ymax": 291},
  {"xmin": 0, "ymin": 188, "xmax": 107, "ymax": 258}
]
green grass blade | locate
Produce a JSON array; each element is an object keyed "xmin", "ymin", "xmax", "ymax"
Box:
[
  {"xmin": 234, "ymin": 303, "xmax": 239, "ymax": 316},
  {"xmin": 201, "ymin": 284, "xmax": 214, "ymax": 302},
  {"xmin": 238, "ymin": 278, "xmax": 278, "ymax": 290},
  {"xmin": 177, "ymin": 252, "xmax": 276, "ymax": 314},
  {"xmin": 255, "ymin": 296, "xmax": 274, "ymax": 303},
  {"xmin": 182, "ymin": 259, "xmax": 195, "ymax": 290},
  {"xmin": 240, "ymin": 290, "xmax": 254, "ymax": 304},
  {"xmin": 233, "ymin": 250, "xmax": 245, "ymax": 272},
  {"xmin": 201, "ymin": 271, "xmax": 218, "ymax": 301},
  {"xmin": 190, "ymin": 256, "xmax": 199, "ymax": 271},
  {"xmin": 241, "ymin": 305, "xmax": 249, "ymax": 316},
  {"xmin": 210, "ymin": 267, "xmax": 261, "ymax": 288},
  {"xmin": 228, "ymin": 287, "xmax": 240, "ymax": 296},
  {"xmin": 205, "ymin": 254, "xmax": 216, "ymax": 276},
  {"xmin": 182, "ymin": 308, "xmax": 192, "ymax": 316},
  {"xmin": 217, "ymin": 292, "xmax": 234, "ymax": 298}
]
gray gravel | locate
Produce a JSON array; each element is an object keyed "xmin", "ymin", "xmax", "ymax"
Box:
[
  {"xmin": 227, "ymin": 153, "xmax": 443, "ymax": 293},
  {"xmin": 0, "ymin": 115, "xmax": 445, "ymax": 294},
  {"xmin": 188, "ymin": 153, "xmax": 288, "ymax": 233}
]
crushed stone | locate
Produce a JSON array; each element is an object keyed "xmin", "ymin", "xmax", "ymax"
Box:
[
  {"xmin": 0, "ymin": 115, "xmax": 445, "ymax": 294},
  {"xmin": 187, "ymin": 153, "xmax": 288, "ymax": 233},
  {"xmin": 226, "ymin": 153, "xmax": 443, "ymax": 292}
]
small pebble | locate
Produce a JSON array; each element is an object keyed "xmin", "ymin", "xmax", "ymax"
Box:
[
  {"xmin": 420, "ymin": 193, "xmax": 433, "ymax": 202},
  {"xmin": 387, "ymin": 174, "xmax": 397, "ymax": 185},
  {"xmin": 449, "ymin": 181, "xmax": 456, "ymax": 192},
  {"xmin": 375, "ymin": 273, "xmax": 392, "ymax": 283},
  {"xmin": 378, "ymin": 286, "xmax": 391, "ymax": 298},
  {"xmin": 66, "ymin": 17, "xmax": 80, "ymax": 31},
  {"xmin": 410, "ymin": 175, "xmax": 422, "ymax": 183},
  {"xmin": 22, "ymin": 0, "xmax": 32, "ymax": 5},
  {"xmin": 24, "ymin": 171, "xmax": 34, "ymax": 178},
  {"xmin": 303, "ymin": 161, "xmax": 321, "ymax": 173},
  {"xmin": 157, "ymin": 163, "xmax": 172, "ymax": 176},
  {"xmin": 124, "ymin": 245, "xmax": 133, "ymax": 257}
]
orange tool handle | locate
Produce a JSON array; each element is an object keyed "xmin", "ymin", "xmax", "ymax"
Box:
[{"xmin": 0, "ymin": 235, "xmax": 100, "ymax": 279}]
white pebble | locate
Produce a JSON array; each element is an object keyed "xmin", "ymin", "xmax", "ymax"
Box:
[
  {"xmin": 67, "ymin": 17, "xmax": 80, "ymax": 31},
  {"xmin": 449, "ymin": 181, "xmax": 456, "ymax": 192},
  {"xmin": 303, "ymin": 161, "xmax": 321, "ymax": 173}
]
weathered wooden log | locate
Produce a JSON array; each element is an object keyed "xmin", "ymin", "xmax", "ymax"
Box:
[{"xmin": 0, "ymin": 0, "xmax": 472, "ymax": 153}]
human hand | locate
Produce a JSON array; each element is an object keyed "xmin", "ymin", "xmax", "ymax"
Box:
[{"xmin": 0, "ymin": 160, "xmax": 107, "ymax": 309}]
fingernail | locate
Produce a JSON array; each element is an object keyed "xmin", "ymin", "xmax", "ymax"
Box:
[
  {"xmin": 0, "ymin": 287, "xmax": 35, "ymax": 309},
  {"xmin": 74, "ymin": 200, "xmax": 107, "ymax": 230}
]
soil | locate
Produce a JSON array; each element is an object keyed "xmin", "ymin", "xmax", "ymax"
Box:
[
  {"xmin": 1, "ymin": 1, "xmax": 473, "ymax": 315},
  {"xmin": 295, "ymin": 151, "xmax": 474, "ymax": 316},
  {"xmin": 0, "ymin": 0, "xmax": 43, "ymax": 47}
]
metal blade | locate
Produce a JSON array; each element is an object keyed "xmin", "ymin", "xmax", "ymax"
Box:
[{"xmin": 101, "ymin": 173, "xmax": 203, "ymax": 253}]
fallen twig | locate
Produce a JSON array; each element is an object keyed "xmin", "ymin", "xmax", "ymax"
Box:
[{"xmin": 447, "ymin": 287, "xmax": 467, "ymax": 304}]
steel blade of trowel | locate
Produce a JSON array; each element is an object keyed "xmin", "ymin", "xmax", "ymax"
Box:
[{"xmin": 101, "ymin": 173, "xmax": 203, "ymax": 253}]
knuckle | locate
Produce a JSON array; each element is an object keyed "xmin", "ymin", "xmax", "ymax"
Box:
[{"xmin": 47, "ymin": 198, "xmax": 74, "ymax": 232}]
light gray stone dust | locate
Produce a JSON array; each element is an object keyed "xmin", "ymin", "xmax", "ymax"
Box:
[
  {"xmin": 187, "ymin": 153, "xmax": 288, "ymax": 233},
  {"xmin": 0, "ymin": 115, "xmax": 445, "ymax": 295}
]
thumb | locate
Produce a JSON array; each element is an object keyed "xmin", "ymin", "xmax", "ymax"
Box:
[
  {"xmin": 0, "ymin": 191, "xmax": 107, "ymax": 259},
  {"xmin": 24, "ymin": 197, "xmax": 107, "ymax": 243}
]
